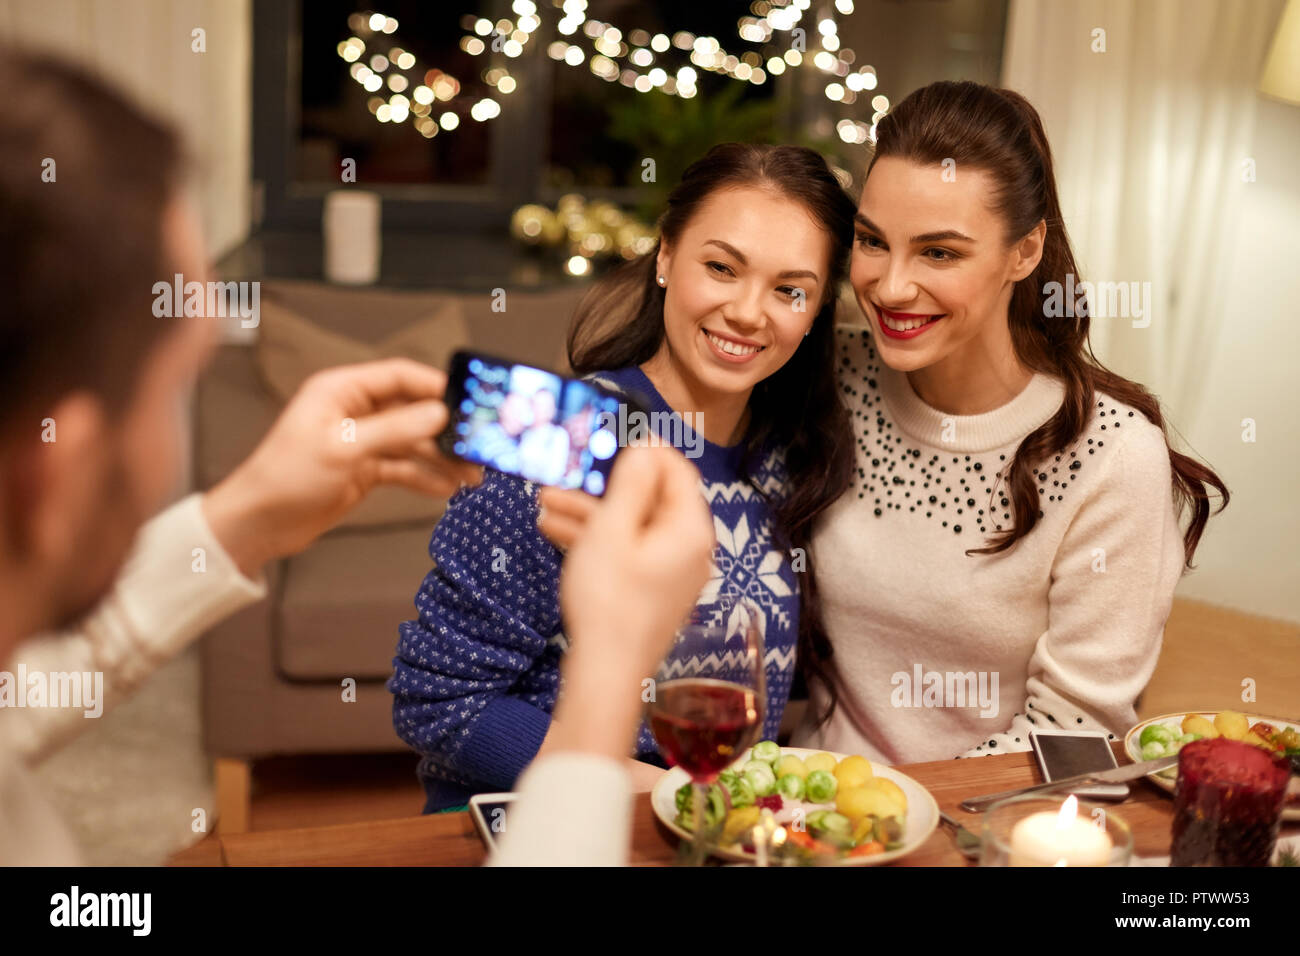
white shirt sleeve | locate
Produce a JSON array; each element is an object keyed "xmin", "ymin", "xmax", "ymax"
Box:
[
  {"xmin": 957, "ymin": 423, "xmax": 1185, "ymax": 759},
  {"xmin": 488, "ymin": 752, "xmax": 633, "ymax": 867},
  {"xmin": 1, "ymin": 493, "xmax": 267, "ymax": 765}
]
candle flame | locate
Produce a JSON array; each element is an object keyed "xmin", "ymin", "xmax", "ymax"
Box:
[{"xmin": 1055, "ymin": 793, "xmax": 1079, "ymax": 828}]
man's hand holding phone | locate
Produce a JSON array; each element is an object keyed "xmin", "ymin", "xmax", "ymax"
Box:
[
  {"xmin": 437, "ymin": 350, "xmax": 643, "ymax": 497},
  {"xmin": 202, "ymin": 358, "xmax": 482, "ymax": 578}
]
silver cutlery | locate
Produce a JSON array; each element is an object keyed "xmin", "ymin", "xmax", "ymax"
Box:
[
  {"xmin": 938, "ymin": 811, "xmax": 982, "ymax": 859},
  {"xmin": 958, "ymin": 754, "xmax": 1179, "ymax": 813}
]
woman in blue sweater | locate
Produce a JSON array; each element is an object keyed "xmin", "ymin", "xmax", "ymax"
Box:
[{"xmin": 390, "ymin": 144, "xmax": 856, "ymax": 811}]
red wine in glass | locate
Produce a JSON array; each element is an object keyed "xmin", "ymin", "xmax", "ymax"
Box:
[
  {"xmin": 648, "ymin": 678, "xmax": 761, "ymax": 783},
  {"xmin": 647, "ymin": 599, "xmax": 766, "ymax": 864}
]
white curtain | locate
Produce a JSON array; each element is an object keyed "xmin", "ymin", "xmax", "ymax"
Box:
[
  {"xmin": 1002, "ymin": 0, "xmax": 1283, "ymax": 426},
  {"xmin": 0, "ymin": 0, "xmax": 251, "ymax": 259}
]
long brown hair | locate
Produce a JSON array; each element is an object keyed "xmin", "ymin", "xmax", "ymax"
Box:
[
  {"xmin": 869, "ymin": 81, "xmax": 1227, "ymax": 567},
  {"xmin": 567, "ymin": 143, "xmax": 856, "ymax": 725}
]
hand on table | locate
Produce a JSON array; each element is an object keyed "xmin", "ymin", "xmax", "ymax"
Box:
[{"xmin": 202, "ymin": 358, "xmax": 482, "ymax": 578}]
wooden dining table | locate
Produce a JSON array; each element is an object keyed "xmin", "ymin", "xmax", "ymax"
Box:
[{"xmin": 211, "ymin": 742, "xmax": 1300, "ymax": 866}]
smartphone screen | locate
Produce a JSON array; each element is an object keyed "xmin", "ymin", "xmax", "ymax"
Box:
[
  {"xmin": 1034, "ymin": 733, "xmax": 1117, "ymax": 778},
  {"xmin": 441, "ymin": 351, "xmax": 631, "ymax": 495},
  {"xmin": 1031, "ymin": 731, "xmax": 1129, "ymax": 800}
]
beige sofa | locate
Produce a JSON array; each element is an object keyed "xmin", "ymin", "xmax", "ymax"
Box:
[{"xmin": 196, "ymin": 279, "xmax": 586, "ymax": 830}]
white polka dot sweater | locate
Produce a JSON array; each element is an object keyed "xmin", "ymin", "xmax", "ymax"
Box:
[
  {"xmin": 792, "ymin": 326, "xmax": 1186, "ymax": 763},
  {"xmin": 390, "ymin": 366, "xmax": 800, "ymax": 810}
]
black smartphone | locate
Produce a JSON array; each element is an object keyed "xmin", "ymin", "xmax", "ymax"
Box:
[
  {"xmin": 1030, "ymin": 729, "xmax": 1130, "ymax": 800},
  {"xmin": 439, "ymin": 350, "xmax": 639, "ymax": 495}
]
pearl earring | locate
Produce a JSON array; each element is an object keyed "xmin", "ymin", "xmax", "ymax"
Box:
[{"xmin": 657, "ymin": 274, "xmax": 666, "ymax": 287}]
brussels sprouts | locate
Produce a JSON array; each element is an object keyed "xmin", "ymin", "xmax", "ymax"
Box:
[
  {"xmin": 777, "ymin": 773, "xmax": 806, "ymax": 801},
  {"xmin": 751, "ymin": 740, "xmax": 782, "ymax": 764},
  {"xmin": 674, "ymin": 782, "xmax": 693, "ymax": 814},
  {"xmin": 731, "ymin": 776, "xmax": 757, "ymax": 809},
  {"xmin": 677, "ymin": 783, "xmax": 727, "ymax": 832},
  {"xmin": 816, "ymin": 811, "xmax": 852, "ymax": 836},
  {"xmin": 810, "ymin": 810, "xmax": 854, "ymax": 847},
  {"xmin": 717, "ymin": 770, "xmax": 756, "ymax": 809},
  {"xmin": 1139, "ymin": 724, "xmax": 1176, "ymax": 748},
  {"xmin": 1140, "ymin": 740, "xmax": 1169, "ymax": 761},
  {"xmin": 806, "ymin": 768, "xmax": 838, "ymax": 803},
  {"xmin": 1178, "ymin": 733, "xmax": 1202, "ymax": 745},
  {"xmin": 742, "ymin": 761, "xmax": 777, "ymax": 797}
]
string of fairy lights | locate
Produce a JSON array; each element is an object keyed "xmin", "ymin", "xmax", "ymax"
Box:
[{"xmin": 334, "ymin": 1, "xmax": 887, "ymax": 146}]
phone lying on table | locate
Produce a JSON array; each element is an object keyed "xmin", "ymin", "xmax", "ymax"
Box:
[
  {"xmin": 1029, "ymin": 729, "xmax": 1130, "ymax": 801},
  {"xmin": 468, "ymin": 792, "xmax": 518, "ymax": 852},
  {"xmin": 438, "ymin": 350, "xmax": 642, "ymax": 496}
]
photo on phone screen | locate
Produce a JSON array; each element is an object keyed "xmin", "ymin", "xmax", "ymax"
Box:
[{"xmin": 440, "ymin": 351, "xmax": 634, "ymax": 495}]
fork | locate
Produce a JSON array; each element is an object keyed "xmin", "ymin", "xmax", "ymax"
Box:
[{"xmin": 939, "ymin": 811, "xmax": 982, "ymax": 860}]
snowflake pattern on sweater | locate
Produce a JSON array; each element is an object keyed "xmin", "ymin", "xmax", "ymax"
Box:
[{"xmin": 389, "ymin": 365, "xmax": 799, "ymax": 809}]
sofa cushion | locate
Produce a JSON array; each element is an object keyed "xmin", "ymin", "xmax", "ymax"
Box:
[
  {"xmin": 250, "ymin": 286, "xmax": 470, "ymax": 530},
  {"xmin": 194, "ymin": 281, "xmax": 588, "ymax": 533},
  {"xmin": 255, "ymin": 294, "xmax": 471, "ymax": 403},
  {"xmin": 250, "ymin": 280, "xmax": 583, "ymax": 372},
  {"xmin": 276, "ymin": 524, "xmax": 435, "ymax": 681}
]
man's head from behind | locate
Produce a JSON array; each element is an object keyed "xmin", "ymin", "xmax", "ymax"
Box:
[{"xmin": 0, "ymin": 48, "xmax": 216, "ymax": 653}]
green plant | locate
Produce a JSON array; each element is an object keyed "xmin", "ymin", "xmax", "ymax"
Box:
[{"xmin": 606, "ymin": 83, "xmax": 847, "ymax": 219}]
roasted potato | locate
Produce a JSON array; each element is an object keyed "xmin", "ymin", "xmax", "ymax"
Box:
[
  {"xmin": 836, "ymin": 785, "xmax": 902, "ymax": 822},
  {"xmin": 1214, "ymin": 710, "xmax": 1249, "ymax": 740},
  {"xmin": 1181, "ymin": 715, "xmax": 1219, "ymax": 739},
  {"xmin": 833, "ymin": 754, "xmax": 874, "ymax": 790},
  {"xmin": 774, "ymin": 754, "xmax": 809, "ymax": 780},
  {"xmin": 865, "ymin": 777, "xmax": 909, "ymax": 813},
  {"xmin": 804, "ymin": 752, "xmax": 838, "ymax": 774}
]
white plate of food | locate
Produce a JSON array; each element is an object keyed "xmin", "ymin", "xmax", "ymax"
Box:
[
  {"xmin": 1124, "ymin": 710, "xmax": 1300, "ymax": 821},
  {"xmin": 650, "ymin": 742, "xmax": 940, "ymax": 865}
]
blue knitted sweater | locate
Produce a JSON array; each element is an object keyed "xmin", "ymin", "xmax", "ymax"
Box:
[{"xmin": 389, "ymin": 366, "xmax": 799, "ymax": 811}]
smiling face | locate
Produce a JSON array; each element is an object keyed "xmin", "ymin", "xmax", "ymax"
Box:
[
  {"xmin": 498, "ymin": 391, "xmax": 532, "ymax": 436},
  {"xmin": 850, "ymin": 156, "xmax": 1043, "ymax": 379},
  {"xmin": 652, "ymin": 185, "xmax": 832, "ymax": 403},
  {"xmin": 530, "ymin": 388, "xmax": 558, "ymax": 427}
]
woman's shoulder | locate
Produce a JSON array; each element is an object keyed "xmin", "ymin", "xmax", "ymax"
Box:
[
  {"xmin": 832, "ymin": 324, "xmax": 885, "ymax": 389},
  {"xmin": 1057, "ymin": 388, "xmax": 1173, "ymax": 495}
]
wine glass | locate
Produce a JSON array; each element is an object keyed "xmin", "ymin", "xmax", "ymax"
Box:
[{"xmin": 646, "ymin": 598, "xmax": 766, "ymax": 865}]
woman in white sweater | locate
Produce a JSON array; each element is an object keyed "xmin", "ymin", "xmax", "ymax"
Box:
[{"xmin": 793, "ymin": 81, "xmax": 1229, "ymax": 763}]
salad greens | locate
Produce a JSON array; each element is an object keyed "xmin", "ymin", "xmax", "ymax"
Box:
[{"xmin": 672, "ymin": 740, "xmax": 906, "ymax": 858}]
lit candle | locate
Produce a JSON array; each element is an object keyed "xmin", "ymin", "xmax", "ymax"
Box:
[
  {"xmin": 753, "ymin": 824, "xmax": 768, "ymax": 868},
  {"xmin": 1008, "ymin": 795, "xmax": 1113, "ymax": 866}
]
